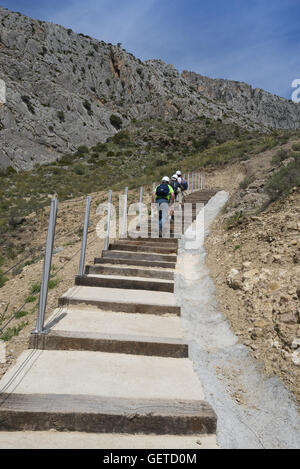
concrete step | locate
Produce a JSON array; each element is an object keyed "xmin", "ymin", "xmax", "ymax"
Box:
[
  {"xmin": 0, "ymin": 432, "xmax": 218, "ymax": 449},
  {"xmin": 126, "ymin": 237, "xmax": 178, "ymax": 244},
  {"xmin": 85, "ymin": 264, "xmax": 174, "ymax": 280},
  {"xmin": 0, "ymin": 350, "xmax": 216, "ymax": 434},
  {"xmin": 32, "ymin": 307, "xmax": 186, "ymax": 356},
  {"xmin": 44, "ymin": 307, "xmax": 184, "ymax": 339},
  {"xmin": 0, "ymin": 393, "xmax": 216, "ymax": 434},
  {"xmin": 115, "ymin": 239, "xmax": 178, "ymax": 250},
  {"xmin": 94, "ymin": 257, "xmax": 176, "ymax": 269},
  {"xmin": 75, "ymin": 274, "xmax": 174, "ymax": 293},
  {"xmin": 109, "ymin": 243, "xmax": 177, "ymax": 254},
  {"xmin": 31, "ymin": 330, "xmax": 187, "ymax": 358},
  {"xmin": 59, "ymin": 286, "xmax": 180, "ymax": 315},
  {"xmin": 101, "ymin": 250, "xmax": 177, "ymax": 263}
]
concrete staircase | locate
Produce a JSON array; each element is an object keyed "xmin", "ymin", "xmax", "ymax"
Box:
[{"xmin": 0, "ymin": 190, "xmax": 218, "ymax": 447}]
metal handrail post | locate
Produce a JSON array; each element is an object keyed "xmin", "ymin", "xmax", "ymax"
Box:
[
  {"xmin": 78, "ymin": 196, "xmax": 91, "ymax": 276},
  {"xmin": 121, "ymin": 187, "xmax": 128, "ymax": 238},
  {"xmin": 198, "ymin": 173, "xmax": 201, "ymax": 191},
  {"xmin": 202, "ymin": 173, "xmax": 205, "ymax": 189},
  {"xmin": 138, "ymin": 186, "xmax": 143, "ymax": 229},
  {"xmin": 187, "ymin": 173, "xmax": 190, "ymax": 194},
  {"xmin": 34, "ymin": 198, "xmax": 58, "ymax": 334},
  {"xmin": 104, "ymin": 190, "xmax": 113, "ymax": 251},
  {"xmin": 192, "ymin": 173, "xmax": 194, "ymax": 192}
]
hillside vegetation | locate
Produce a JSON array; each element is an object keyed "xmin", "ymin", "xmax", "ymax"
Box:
[{"xmin": 1, "ymin": 119, "xmax": 299, "ymax": 264}]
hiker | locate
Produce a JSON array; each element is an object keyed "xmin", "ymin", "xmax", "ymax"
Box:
[
  {"xmin": 176, "ymin": 171, "xmax": 188, "ymax": 203},
  {"xmin": 169, "ymin": 174, "xmax": 180, "ymax": 221},
  {"xmin": 170, "ymin": 174, "xmax": 180, "ymax": 201},
  {"xmin": 152, "ymin": 176, "xmax": 175, "ymax": 233}
]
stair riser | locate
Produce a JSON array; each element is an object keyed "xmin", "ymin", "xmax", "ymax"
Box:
[
  {"xmin": 58, "ymin": 297, "xmax": 180, "ymax": 316},
  {"xmin": 109, "ymin": 244, "xmax": 177, "ymax": 254},
  {"xmin": 102, "ymin": 251, "xmax": 177, "ymax": 263},
  {"xmin": 115, "ymin": 240, "xmax": 178, "ymax": 249},
  {"xmin": 29, "ymin": 334, "xmax": 188, "ymax": 358},
  {"xmin": 85, "ymin": 265, "xmax": 174, "ymax": 280},
  {"xmin": 0, "ymin": 407, "xmax": 217, "ymax": 435},
  {"xmin": 126, "ymin": 237, "xmax": 178, "ymax": 244},
  {"xmin": 94, "ymin": 258, "xmax": 176, "ymax": 269},
  {"xmin": 75, "ymin": 275, "xmax": 174, "ymax": 293}
]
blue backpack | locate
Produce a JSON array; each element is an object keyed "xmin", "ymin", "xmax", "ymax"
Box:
[
  {"xmin": 182, "ymin": 181, "xmax": 188, "ymax": 190},
  {"xmin": 156, "ymin": 184, "xmax": 170, "ymax": 199}
]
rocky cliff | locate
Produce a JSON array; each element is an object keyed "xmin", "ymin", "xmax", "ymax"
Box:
[
  {"xmin": 182, "ymin": 71, "xmax": 300, "ymax": 132},
  {"xmin": 0, "ymin": 6, "xmax": 300, "ymax": 170}
]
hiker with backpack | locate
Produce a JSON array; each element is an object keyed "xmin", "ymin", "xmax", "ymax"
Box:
[
  {"xmin": 176, "ymin": 171, "xmax": 188, "ymax": 203},
  {"xmin": 152, "ymin": 176, "xmax": 175, "ymax": 234},
  {"xmin": 170, "ymin": 174, "xmax": 181, "ymax": 201}
]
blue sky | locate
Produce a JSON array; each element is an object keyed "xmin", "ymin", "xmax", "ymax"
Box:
[{"xmin": 1, "ymin": 0, "xmax": 299, "ymax": 99}]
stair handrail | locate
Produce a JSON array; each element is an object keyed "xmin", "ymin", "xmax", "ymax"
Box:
[
  {"xmin": 104, "ymin": 190, "xmax": 113, "ymax": 250},
  {"xmin": 121, "ymin": 187, "xmax": 128, "ymax": 238},
  {"xmin": 34, "ymin": 198, "xmax": 58, "ymax": 334},
  {"xmin": 78, "ymin": 196, "xmax": 91, "ymax": 276}
]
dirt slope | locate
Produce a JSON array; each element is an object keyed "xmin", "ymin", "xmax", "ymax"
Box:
[{"xmin": 205, "ymin": 149, "xmax": 300, "ymax": 408}]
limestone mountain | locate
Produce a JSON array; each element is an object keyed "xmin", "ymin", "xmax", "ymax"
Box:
[{"xmin": 0, "ymin": 5, "xmax": 300, "ymax": 170}]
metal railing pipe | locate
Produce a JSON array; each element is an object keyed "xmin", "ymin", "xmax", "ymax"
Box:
[
  {"xmin": 121, "ymin": 187, "xmax": 128, "ymax": 238},
  {"xmin": 78, "ymin": 196, "xmax": 91, "ymax": 276},
  {"xmin": 34, "ymin": 198, "xmax": 58, "ymax": 334},
  {"xmin": 138, "ymin": 186, "xmax": 143, "ymax": 229},
  {"xmin": 104, "ymin": 190, "xmax": 113, "ymax": 251}
]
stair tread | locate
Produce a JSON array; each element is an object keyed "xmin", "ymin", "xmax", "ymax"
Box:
[
  {"xmin": 61, "ymin": 286, "xmax": 177, "ymax": 307},
  {"xmin": 86, "ymin": 273, "xmax": 174, "ymax": 284},
  {"xmin": 0, "ymin": 349, "xmax": 204, "ymax": 401},
  {"xmin": 46, "ymin": 307, "xmax": 183, "ymax": 339}
]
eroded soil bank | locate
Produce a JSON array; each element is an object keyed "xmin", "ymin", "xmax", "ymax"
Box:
[{"xmin": 175, "ymin": 191, "xmax": 300, "ymax": 449}]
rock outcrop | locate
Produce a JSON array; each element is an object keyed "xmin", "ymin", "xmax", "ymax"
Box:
[
  {"xmin": 182, "ymin": 71, "xmax": 300, "ymax": 132},
  {"xmin": 0, "ymin": 6, "xmax": 300, "ymax": 170}
]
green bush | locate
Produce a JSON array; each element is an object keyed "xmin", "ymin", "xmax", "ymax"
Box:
[
  {"xmin": 272, "ymin": 149, "xmax": 290, "ymax": 165},
  {"xmin": 30, "ymin": 282, "xmax": 41, "ymax": 295},
  {"xmin": 112, "ymin": 130, "xmax": 130, "ymax": 144},
  {"xmin": 110, "ymin": 114, "xmax": 122, "ymax": 130},
  {"xmin": 5, "ymin": 166, "xmax": 17, "ymax": 176},
  {"xmin": 58, "ymin": 154, "xmax": 76, "ymax": 165},
  {"xmin": 225, "ymin": 211, "xmax": 246, "ymax": 230},
  {"xmin": 15, "ymin": 310, "xmax": 29, "ymax": 319},
  {"xmin": 0, "ymin": 321, "xmax": 28, "ymax": 342},
  {"xmin": 74, "ymin": 164, "xmax": 85, "ymax": 175},
  {"xmin": 77, "ymin": 145, "xmax": 89, "ymax": 156},
  {"xmin": 0, "ymin": 256, "xmax": 8, "ymax": 288},
  {"xmin": 48, "ymin": 278, "xmax": 60, "ymax": 289},
  {"xmin": 265, "ymin": 157, "xmax": 300, "ymax": 201}
]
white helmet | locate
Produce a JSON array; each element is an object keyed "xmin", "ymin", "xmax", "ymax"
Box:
[
  {"xmin": 176, "ymin": 170, "xmax": 182, "ymax": 176},
  {"xmin": 171, "ymin": 174, "xmax": 178, "ymax": 180},
  {"xmin": 162, "ymin": 176, "xmax": 170, "ymax": 183}
]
